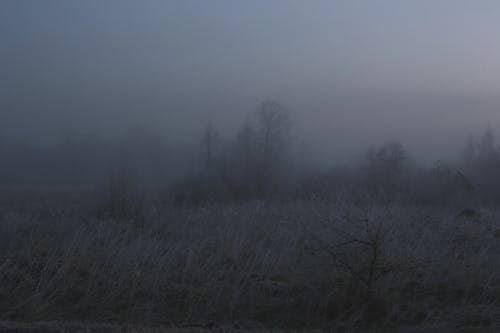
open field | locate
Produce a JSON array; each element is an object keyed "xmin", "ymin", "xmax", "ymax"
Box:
[{"xmin": 1, "ymin": 199, "xmax": 499, "ymax": 331}]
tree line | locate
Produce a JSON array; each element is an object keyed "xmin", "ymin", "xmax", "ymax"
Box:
[
  {"xmin": 2, "ymin": 101, "xmax": 500, "ymax": 206},
  {"xmin": 171, "ymin": 102, "xmax": 500, "ymax": 206}
]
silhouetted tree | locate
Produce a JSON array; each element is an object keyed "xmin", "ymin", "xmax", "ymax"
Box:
[
  {"xmin": 231, "ymin": 118, "xmax": 258, "ymax": 197},
  {"xmin": 363, "ymin": 141, "xmax": 407, "ymax": 192},
  {"xmin": 201, "ymin": 121, "xmax": 219, "ymax": 169},
  {"xmin": 366, "ymin": 141, "xmax": 405, "ymax": 174},
  {"xmin": 254, "ymin": 101, "xmax": 293, "ymax": 196},
  {"xmin": 237, "ymin": 119, "xmax": 256, "ymax": 175},
  {"xmin": 459, "ymin": 127, "xmax": 500, "ymax": 202}
]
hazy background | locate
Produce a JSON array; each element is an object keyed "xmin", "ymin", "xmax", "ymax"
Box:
[{"xmin": 2, "ymin": 0, "xmax": 500, "ymax": 164}]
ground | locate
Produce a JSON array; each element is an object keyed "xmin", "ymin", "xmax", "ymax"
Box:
[{"xmin": 0, "ymin": 199, "xmax": 499, "ymax": 332}]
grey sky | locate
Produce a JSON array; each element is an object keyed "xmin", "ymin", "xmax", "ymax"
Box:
[{"xmin": 2, "ymin": 0, "xmax": 500, "ymax": 162}]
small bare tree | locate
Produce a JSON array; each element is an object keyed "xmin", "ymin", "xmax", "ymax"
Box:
[{"xmin": 201, "ymin": 121, "xmax": 219, "ymax": 170}]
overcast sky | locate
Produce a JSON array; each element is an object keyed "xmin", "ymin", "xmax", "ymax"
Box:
[{"xmin": 2, "ymin": 0, "xmax": 500, "ymax": 162}]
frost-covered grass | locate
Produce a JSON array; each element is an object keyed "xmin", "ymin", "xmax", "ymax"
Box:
[{"xmin": 0, "ymin": 199, "xmax": 499, "ymax": 331}]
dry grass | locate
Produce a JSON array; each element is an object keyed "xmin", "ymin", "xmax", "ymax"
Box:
[{"xmin": 0, "ymin": 199, "xmax": 499, "ymax": 331}]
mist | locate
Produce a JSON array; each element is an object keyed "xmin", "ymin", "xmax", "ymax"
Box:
[
  {"xmin": 3, "ymin": 1, "xmax": 500, "ymax": 158},
  {"xmin": 2, "ymin": 1, "xmax": 500, "ymax": 331}
]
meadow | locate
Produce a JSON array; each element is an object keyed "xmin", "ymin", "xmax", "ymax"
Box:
[{"xmin": 1, "ymin": 195, "xmax": 499, "ymax": 332}]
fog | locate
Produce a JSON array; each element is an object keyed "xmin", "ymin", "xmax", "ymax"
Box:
[
  {"xmin": 4, "ymin": 2, "xmax": 500, "ymax": 331},
  {"xmin": 2, "ymin": 0, "xmax": 500, "ymax": 186}
]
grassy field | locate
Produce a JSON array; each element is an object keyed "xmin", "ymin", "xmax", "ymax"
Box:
[{"xmin": 0, "ymin": 198, "xmax": 499, "ymax": 331}]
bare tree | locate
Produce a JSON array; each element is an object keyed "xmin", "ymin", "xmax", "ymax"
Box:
[
  {"xmin": 255, "ymin": 101, "xmax": 293, "ymax": 196},
  {"xmin": 363, "ymin": 141, "xmax": 407, "ymax": 192},
  {"xmin": 459, "ymin": 127, "xmax": 500, "ymax": 202},
  {"xmin": 461, "ymin": 127, "xmax": 500, "ymax": 168},
  {"xmin": 235, "ymin": 117, "xmax": 256, "ymax": 182},
  {"xmin": 200, "ymin": 121, "xmax": 219, "ymax": 169},
  {"xmin": 366, "ymin": 141, "xmax": 406, "ymax": 175}
]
